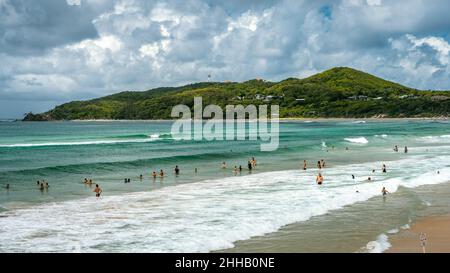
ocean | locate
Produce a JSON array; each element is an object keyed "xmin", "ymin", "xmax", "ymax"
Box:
[{"xmin": 0, "ymin": 120, "xmax": 449, "ymax": 252}]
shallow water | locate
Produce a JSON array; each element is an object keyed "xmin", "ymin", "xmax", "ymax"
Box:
[{"xmin": 0, "ymin": 120, "xmax": 449, "ymax": 252}]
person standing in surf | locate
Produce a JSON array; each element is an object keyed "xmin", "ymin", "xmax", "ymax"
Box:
[
  {"xmin": 381, "ymin": 187, "xmax": 389, "ymax": 196},
  {"xmin": 316, "ymin": 173, "xmax": 324, "ymax": 185},
  {"xmin": 404, "ymin": 146, "xmax": 408, "ymax": 153},
  {"xmin": 382, "ymin": 164, "xmax": 387, "ymax": 173},
  {"xmin": 303, "ymin": 160, "xmax": 307, "ymax": 171},
  {"xmin": 159, "ymin": 169, "xmax": 164, "ymax": 178},
  {"xmin": 94, "ymin": 184, "xmax": 102, "ymax": 198},
  {"xmin": 248, "ymin": 161, "xmax": 253, "ymax": 171},
  {"xmin": 174, "ymin": 165, "xmax": 180, "ymax": 176},
  {"xmin": 317, "ymin": 161, "xmax": 322, "ymax": 170},
  {"xmin": 251, "ymin": 157, "xmax": 257, "ymax": 168}
]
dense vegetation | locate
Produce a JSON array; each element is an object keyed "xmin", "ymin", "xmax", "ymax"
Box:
[{"xmin": 23, "ymin": 67, "xmax": 450, "ymax": 120}]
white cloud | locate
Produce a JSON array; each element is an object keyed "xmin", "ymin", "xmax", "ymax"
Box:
[
  {"xmin": 67, "ymin": 0, "xmax": 81, "ymax": 6},
  {"xmin": 139, "ymin": 43, "xmax": 159, "ymax": 58},
  {"xmin": 366, "ymin": 0, "xmax": 381, "ymax": 6},
  {"xmin": 407, "ymin": 34, "xmax": 450, "ymax": 65}
]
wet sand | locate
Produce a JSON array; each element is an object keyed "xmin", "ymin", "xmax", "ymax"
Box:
[{"xmin": 387, "ymin": 215, "xmax": 450, "ymax": 253}]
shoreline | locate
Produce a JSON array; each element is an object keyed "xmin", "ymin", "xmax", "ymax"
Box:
[{"xmin": 386, "ymin": 214, "xmax": 450, "ymax": 253}]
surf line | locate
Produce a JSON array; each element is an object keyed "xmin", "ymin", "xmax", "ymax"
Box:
[{"xmin": 170, "ymin": 97, "xmax": 279, "ymax": 151}]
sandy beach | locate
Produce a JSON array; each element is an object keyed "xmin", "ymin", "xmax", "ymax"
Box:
[{"xmin": 387, "ymin": 215, "xmax": 450, "ymax": 253}]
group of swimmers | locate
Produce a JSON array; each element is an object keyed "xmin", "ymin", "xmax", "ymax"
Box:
[
  {"xmin": 308, "ymin": 159, "xmax": 391, "ymax": 197},
  {"xmin": 393, "ymin": 145, "xmax": 408, "ymax": 153},
  {"xmin": 221, "ymin": 157, "xmax": 257, "ymax": 174},
  {"xmin": 300, "ymin": 160, "xmax": 327, "ymax": 185},
  {"xmin": 83, "ymin": 178, "xmax": 102, "ymax": 197},
  {"xmin": 151, "ymin": 170, "xmax": 165, "ymax": 179},
  {"xmin": 83, "ymin": 178, "xmax": 94, "ymax": 186},
  {"xmin": 37, "ymin": 180, "xmax": 50, "ymax": 191}
]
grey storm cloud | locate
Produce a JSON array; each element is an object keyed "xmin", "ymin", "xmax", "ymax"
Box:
[
  {"xmin": 1, "ymin": 0, "xmax": 450, "ymax": 118},
  {"xmin": 0, "ymin": 0, "xmax": 110, "ymax": 55}
]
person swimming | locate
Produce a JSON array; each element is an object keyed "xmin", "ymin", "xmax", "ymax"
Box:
[
  {"xmin": 368, "ymin": 177, "xmax": 372, "ymax": 181},
  {"xmin": 44, "ymin": 182, "xmax": 49, "ymax": 189},
  {"xmin": 303, "ymin": 160, "xmax": 307, "ymax": 171},
  {"xmin": 175, "ymin": 165, "xmax": 180, "ymax": 175},
  {"xmin": 39, "ymin": 182, "xmax": 45, "ymax": 191},
  {"xmin": 93, "ymin": 184, "xmax": 102, "ymax": 197},
  {"xmin": 382, "ymin": 164, "xmax": 387, "ymax": 173},
  {"xmin": 139, "ymin": 174, "xmax": 143, "ymax": 180},
  {"xmin": 372, "ymin": 169, "xmax": 376, "ymax": 173},
  {"xmin": 248, "ymin": 161, "xmax": 252, "ymax": 171},
  {"xmin": 316, "ymin": 173, "xmax": 324, "ymax": 185},
  {"xmin": 352, "ymin": 174, "xmax": 355, "ymax": 179},
  {"xmin": 381, "ymin": 187, "xmax": 389, "ymax": 196}
]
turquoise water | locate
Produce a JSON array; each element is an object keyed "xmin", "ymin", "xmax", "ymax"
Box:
[{"xmin": 0, "ymin": 120, "xmax": 449, "ymax": 252}]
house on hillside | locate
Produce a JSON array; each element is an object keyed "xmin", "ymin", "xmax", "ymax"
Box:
[
  {"xmin": 348, "ymin": 95, "xmax": 369, "ymax": 101},
  {"xmin": 398, "ymin": 94, "xmax": 418, "ymax": 99},
  {"xmin": 431, "ymin": 95, "xmax": 449, "ymax": 101},
  {"xmin": 254, "ymin": 94, "xmax": 264, "ymax": 100}
]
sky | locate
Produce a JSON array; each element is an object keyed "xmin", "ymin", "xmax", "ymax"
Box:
[{"xmin": 1, "ymin": 0, "xmax": 450, "ymax": 118}]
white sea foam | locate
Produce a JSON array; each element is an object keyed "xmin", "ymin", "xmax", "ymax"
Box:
[
  {"xmin": 1, "ymin": 153, "xmax": 449, "ymax": 252},
  {"xmin": 387, "ymin": 228, "xmax": 399, "ymax": 234},
  {"xmin": 419, "ymin": 134, "xmax": 450, "ymax": 143},
  {"xmin": 363, "ymin": 234, "xmax": 391, "ymax": 253},
  {"xmin": 0, "ymin": 136, "xmax": 163, "ymax": 148},
  {"xmin": 344, "ymin": 137, "xmax": 369, "ymax": 144},
  {"xmin": 400, "ymin": 223, "xmax": 410, "ymax": 230}
]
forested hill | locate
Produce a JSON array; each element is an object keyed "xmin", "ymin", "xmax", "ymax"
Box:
[{"xmin": 23, "ymin": 67, "xmax": 450, "ymax": 120}]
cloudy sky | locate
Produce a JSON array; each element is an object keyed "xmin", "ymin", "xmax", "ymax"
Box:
[{"xmin": 1, "ymin": 0, "xmax": 450, "ymax": 118}]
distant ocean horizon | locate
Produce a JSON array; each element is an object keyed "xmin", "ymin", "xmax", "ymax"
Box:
[{"xmin": 0, "ymin": 120, "xmax": 449, "ymax": 252}]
